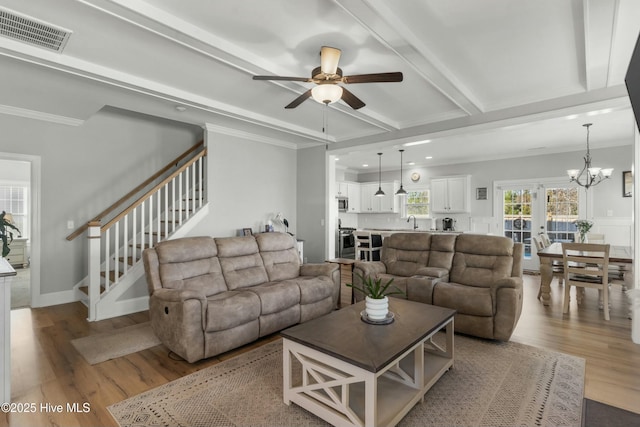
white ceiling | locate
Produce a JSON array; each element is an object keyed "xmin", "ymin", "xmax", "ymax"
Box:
[{"xmin": 0, "ymin": 0, "xmax": 639, "ymax": 172}]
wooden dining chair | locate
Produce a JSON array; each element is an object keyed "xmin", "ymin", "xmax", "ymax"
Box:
[
  {"xmin": 562, "ymin": 242, "xmax": 611, "ymax": 320},
  {"xmin": 353, "ymin": 231, "xmax": 382, "ymax": 261},
  {"xmin": 540, "ymin": 233, "xmax": 552, "ymax": 247},
  {"xmin": 586, "ymin": 233, "xmax": 605, "ymax": 243}
]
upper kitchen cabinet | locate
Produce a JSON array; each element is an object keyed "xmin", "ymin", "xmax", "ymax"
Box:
[
  {"xmin": 336, "ymin": 181, "xmax": 361, "ymax": 212},
  {"xmin": 431, "ymin": 176, "xmax": 471, "ymax": 213},
  {"xmin": 360, "ymin": 181, "xmax": 399, "ymax": 213}
]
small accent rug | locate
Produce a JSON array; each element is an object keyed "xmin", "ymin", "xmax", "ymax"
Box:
[
  {"xmin": 108, "ymin": 334, "xmax": 585, "ymax": 427},
  {"xmin": 72, "ymin": 322, "xmax": 161, "ymax": 365}
]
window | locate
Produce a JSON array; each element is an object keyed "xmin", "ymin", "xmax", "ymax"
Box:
[
  {"xmin": 403, "ymin": 189, "xmax": 430, "ymax": 217},
  {"xmin": 0, "ymin": 184, "xmax": 28, "ymax": 238}
]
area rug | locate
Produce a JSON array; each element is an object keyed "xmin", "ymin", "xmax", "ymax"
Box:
[
  {"xmin": 71, "ymin": 322, "xmax": 161, "ymax": 365},
  {"xmin": 108, "ymin": 334, "xmax": 585, "ymax": 427}
]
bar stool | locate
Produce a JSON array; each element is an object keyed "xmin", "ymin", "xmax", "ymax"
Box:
[{"xmin": 353, "ymin": 231, "xmax": 382, "ymax": 261}]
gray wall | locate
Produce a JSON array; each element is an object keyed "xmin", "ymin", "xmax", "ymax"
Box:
[
  {"xmin": 189, "ymin": 131, "xmax": 297, "ymax": 237},
  {"xmin": 296, "ymin": 145, "xmax": 327, "ymax": 263},
  {"xmin": 0, "ymin": 108, "xmax": 201, "ymax": 296}
]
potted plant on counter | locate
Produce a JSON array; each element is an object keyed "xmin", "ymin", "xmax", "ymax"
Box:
[{"xmin": 347, "ymin": 273, "xmax": 404, "ymax": 322}]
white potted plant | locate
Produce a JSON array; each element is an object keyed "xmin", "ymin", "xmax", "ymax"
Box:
[{"xmin": 347, "ymin": 273, "xmax": 404, "ymax": 321}]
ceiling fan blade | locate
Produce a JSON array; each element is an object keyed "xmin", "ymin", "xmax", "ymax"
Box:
[
  {"xmin": 320, "ymin": 46, "xmax": 341, "ymax": 75},
  {"xmin": 341, "ymin": 87, "xmax": 366, "ymax": 110},
  {"xmin": 342, "ymin": 72, "xmax": 403, "ymax": 84},
  {"xmin": 285, "ymin": 89, "xmax": 312, "ymax": 109},
  {"xmin": 253, "ymin": 75, "xmax": 312, "ymax": 82}
]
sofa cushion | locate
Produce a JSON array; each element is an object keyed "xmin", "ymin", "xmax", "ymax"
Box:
[
  {"xmin": 381, "ymin": 233, "xmax": 431, "ymax": 276},
  {"xmin": 450, "ymin": 234, "xmax": 515, "ymax": 287},
  {"xmin": 414, "ymin": 266, "xmax": 449, "ymax": 278},
  {"xmin": 406, "ymin": 276, "xmax": 438, "ymax": 304},
  {"xmin": 376, "ymin": 273, "xmax": 408, "ymax": 298},
  {"xmin": 155, "ymin": 237, "xmax": 227, "ymax": 296},
  {"xmin": 428, "ymin": 234, "xmax": 457, "ymax": 270},
  {"xmin": 205, "ymin": 291, "xmax": 261, "ymax": 332},
  {"xmin": 246, "ymin": 280, "xmax": 300, "ymax": 315},
  {"xmin": 216, "ymin": 236, "xmax": 269, "ymax": 290},
  {"xmin": 255, "ymin": 233, "xmax": 301, "ymax": 281},
  {"xmin": 433, "ymin": 282, "xmax": 494, "ymax": 316}
]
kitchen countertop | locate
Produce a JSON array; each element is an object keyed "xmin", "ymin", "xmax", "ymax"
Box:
[{"xmin": 362, "ymin": 228, "xmax": 462, "ymax": 234}]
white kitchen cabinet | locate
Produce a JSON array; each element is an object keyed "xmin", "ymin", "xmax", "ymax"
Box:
[
  {"xmin": 346, "ymin": 182, "xmax": 361, "ymax": 212},
  {"xmin": 431, "ymin": 176, "xmax": 470, "ymax": 213},
  {"xmin": 336, "ymin": 181, "xmax": 350, "ymax": 198},
  {"xmin": 360, "ymin": 181, "xmax": 399, "ymax": 213}
]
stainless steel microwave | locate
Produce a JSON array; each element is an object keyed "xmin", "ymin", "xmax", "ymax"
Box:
[{"xmin": 337, "ymin": 197, "xmax": 348, "ymax": 212}]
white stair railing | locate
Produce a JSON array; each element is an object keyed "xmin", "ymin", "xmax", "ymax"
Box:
[{"xmin": 85, "ymin": 148, "xmax": 206, "ymax": 320}]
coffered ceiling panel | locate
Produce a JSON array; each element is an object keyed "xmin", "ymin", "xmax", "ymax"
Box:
[{"xmin": 0, "ymin": 0, "xmax": 638, "ymax": 169}]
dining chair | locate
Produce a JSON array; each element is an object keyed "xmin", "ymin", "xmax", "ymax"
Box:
[
  {"xmin": 532, "ymin": 236, "xmax": 545, "ymax": 251},
  {"xmin": 561, "ymin": 242, "xmax": 611, "ymax": 320},
  {"xmin": 353, "ymin": 231, "xmax": 382, "ymax": 261},
  {"xmin": 540, "ymin": 233, "xmax": 552, "ymax": 247},
  {"xmin": 586, "ymin": 233, "xmax": 605, "ymax": 243}
]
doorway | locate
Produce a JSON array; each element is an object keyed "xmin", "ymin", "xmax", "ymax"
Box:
[
  {"xmin": 0, "ymin": 154, "xmax": 40, "ymax": 309},
  {"xmin": 495, "ymin": 178, "xmax": 584, "ymax": 271}
]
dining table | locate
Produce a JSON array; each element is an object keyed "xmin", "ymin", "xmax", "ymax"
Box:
[{"xmin": 537, "ymin": 242, "xmax": 633, "ymax": 308}]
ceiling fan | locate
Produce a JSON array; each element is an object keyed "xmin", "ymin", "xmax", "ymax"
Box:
[{"xmin": 252, "ymin": 46, "xmax": 403, "ymax": 110}]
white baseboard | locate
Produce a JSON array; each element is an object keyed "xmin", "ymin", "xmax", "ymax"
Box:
[{"xmin": 31, "ymin": 289, "xmax": 76, "ymax": 308}]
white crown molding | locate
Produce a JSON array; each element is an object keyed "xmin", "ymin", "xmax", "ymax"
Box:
[
  {"xmin": 0, "ymin": 104, "xmax": 83, "ymax": 126},
  {"xmin": 204, "ymin": 123, "xmax": 298, "ymax": 150}
]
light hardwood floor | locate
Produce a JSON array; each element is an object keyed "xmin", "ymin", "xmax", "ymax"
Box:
[{"xmin": 3, "ymin": 272, "xmax": 640, "ymax": 426}]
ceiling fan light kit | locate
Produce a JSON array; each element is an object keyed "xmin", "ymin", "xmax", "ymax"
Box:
[{"xmin": 253, "ymin": 45, "xmax": 402, "ymax": 110}]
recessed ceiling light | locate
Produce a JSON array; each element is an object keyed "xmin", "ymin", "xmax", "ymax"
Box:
[
  {"xmin": 404, "ymin": 139, "xmax": 431, "ymax": 147},
  {"xmin": 407, "ymin": 161, "xmax": 415, "ymax": 166},
  {"xmin": 362, "ymin": 164, "xmax": 369, "ymax": 167},
  {"xmin": 175, "ymin": 105, "xmax": 187, "ymax": 112},
  {"xmin": 425, "ymin": 156, "xmax": 433, "ymax": 159},
  {"xmin": 335, "ymin": 158, "xmax": 340, "ymax": 161}
]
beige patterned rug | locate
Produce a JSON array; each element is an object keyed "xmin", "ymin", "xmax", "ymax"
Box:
[{"xmin": 108, "ymin": 334, "xmax": 584, "ymax": 427}]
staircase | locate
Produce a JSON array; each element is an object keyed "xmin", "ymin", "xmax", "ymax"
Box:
[{"xmin": 68, "ymin": 142, "xmax": 208, "ymax": 321}]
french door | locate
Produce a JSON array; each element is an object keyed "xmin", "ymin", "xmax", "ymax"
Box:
[{"xmin": 495, "ymin": 179, "xmax": 584, "ymax": 271}]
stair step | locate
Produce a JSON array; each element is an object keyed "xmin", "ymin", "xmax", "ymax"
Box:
[
  {"xmin": 118, "ymin": 256, "xmax": 137, "ymax": 266},
  {"xmin": 79, "ymin": 285, "xmax": 106, "ymax": 295},
  {"xmin": 100, "ymin": 270, "xmax": 124, "ymax": 282}
]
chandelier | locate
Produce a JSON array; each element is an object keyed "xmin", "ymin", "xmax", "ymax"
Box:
[{"xmin": 566, "ymin": 123, "xmax": 613, "ymax": 189}]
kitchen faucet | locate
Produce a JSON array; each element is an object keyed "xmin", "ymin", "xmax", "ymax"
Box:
[{"xmin": 407, "ymin": 215, "xmax": 418, "ymax": 230}]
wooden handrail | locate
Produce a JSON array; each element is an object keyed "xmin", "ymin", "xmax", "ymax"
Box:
[
  {"xmin": 66, "ymin": 141, "xmax": 204, "ymax": 241},
  {"xmin": 101, "ymin": 147, "xmax": 207, "ymax": 232}
]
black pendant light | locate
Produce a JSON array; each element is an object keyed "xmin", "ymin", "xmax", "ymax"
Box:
[
  {"xmin": 395, "ymin": 149, "xmax": 407, "ymax": 195},
  {"xmin": 375, "ymin": 152, "xmax": 385, "ymax": 197}
]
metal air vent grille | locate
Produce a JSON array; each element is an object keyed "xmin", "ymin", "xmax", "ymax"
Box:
[{"xmin": 0, "ymin": 7, "xmax": 71, "ymax": 52}]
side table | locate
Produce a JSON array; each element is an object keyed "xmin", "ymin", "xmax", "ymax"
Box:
[{"xmin": 325, "ymin": 258, "xmax": 357, "ymax": 305}]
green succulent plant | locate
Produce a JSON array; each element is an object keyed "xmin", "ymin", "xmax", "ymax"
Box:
[
  {"xmin": 346, "ymin": 273, "xmax": 404, "ymax": 299},
  {"xmin": 0, "ymin": 211, "xmax": 21, "ymax": 258}
]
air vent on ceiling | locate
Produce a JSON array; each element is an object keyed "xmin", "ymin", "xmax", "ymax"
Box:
[{"xmin": 0, "ymin": 7, "xmax": 71, "ymax": 52}]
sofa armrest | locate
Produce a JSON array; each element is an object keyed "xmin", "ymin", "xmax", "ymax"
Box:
[
  {"xmin": 300, "ymin": 263, "xmax": 338, "ymax": 277},
  {"xmin": 152, "ymin": 288, "xmax": 207, "ymax": 302},
  {"xmin": 353, "ymin": 261, "xmax": 386, "ymax": 281},
  {"xmin": 492, "ymin": 277, "xmax": 523, "ymax": 290}
]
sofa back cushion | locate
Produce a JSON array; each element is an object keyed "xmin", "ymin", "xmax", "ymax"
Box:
[
  {"xmin": 450, "ymin": 234, "xmax": 515, "ymax": 287},
  {"xmin": 381, "ymin": 233, "xmax": 431, "ymax": 276},
  {"xmin": 155, "ymin": 237, "xmax": 227, "ymax": 296},
  {"xmin": 216, "ymin": 236, "xmax": 269, "ymax": 290},
  {"xmin": 255, "ymin": 232, "xmax": 301, "ymax": 281},
  {"xmin": 427, "ymin": 234, "xmax": 457, "ymax": 270}
]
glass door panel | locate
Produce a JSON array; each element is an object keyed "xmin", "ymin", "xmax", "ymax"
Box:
[{"xmin": 544, "ymin": 187, "xmax": 579, "ymax": 243}]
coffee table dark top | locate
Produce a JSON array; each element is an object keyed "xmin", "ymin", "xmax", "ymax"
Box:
[{"xmin": 281, "ymin": 299, "xmax": 455, "ymax": 373}]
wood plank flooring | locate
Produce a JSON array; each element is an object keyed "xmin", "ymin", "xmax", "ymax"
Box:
[{"xmin": 3, "ymin": 271, "xmax": 639, "ymax": 426}]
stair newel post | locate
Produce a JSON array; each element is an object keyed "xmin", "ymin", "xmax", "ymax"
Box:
[{"xmin": 87, "ymin": 221, "xmax": 102, "ymax": 321}]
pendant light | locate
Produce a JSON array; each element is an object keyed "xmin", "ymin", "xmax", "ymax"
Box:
[
  {"xmin": 566, "ymin": 123, "xmax": 613, "ymax": 189},
  {"xmin": 395, "ymin": 149, "xmax": 407, "ymax": 196},
  {"xmin": 375, "ymin": 152, "xmax": 385, "ymax": 197}
]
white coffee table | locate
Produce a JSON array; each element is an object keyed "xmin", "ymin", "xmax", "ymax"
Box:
[{"xmin": 281, "ymin": 299, "xmax": 455, "ymax": 427}]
